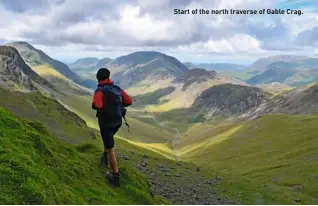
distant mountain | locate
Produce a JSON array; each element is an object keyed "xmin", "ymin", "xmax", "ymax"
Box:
[
  {"xmin": 95, "ymin": 57, "xmax": 113, "ymax": 68},
  {"xmin": 184, "ymin": 62, "xmax": 246, "ymax": 71},
  {"xmin": 191, "ymin": 84, "xmax": 270, "ymax": 120},
  {"xmin": 247, "ymin": 55, "xmax": 310, "ymax": 72},
  {"xmin": 183, "ymin": 62, "xmax": 196, "ymax": 69},
  {"xmin": 294, "ymin": 58, "xmax": 318, "ymax": 69},
  {"xmin": 220, "ymin": 55, "xmax": 317, "ymax": 83},
  {"xmin": 108, "ymin": 51, "xmax": 188, "ymax": 88},
  {"xmin": 7, "ymin": 42, "xmax": 95, "ymax": 89},
  {"xmin": 0, "ymin": 46, "xmax": 54, "ymax": 92},
  {"xmin": 247, "ymin": 62, "xmax": 298, "ymax": 85},
  {"xmin": 174, "ymin": 68, "xmax": 217, "ymax": 90},
  {"xmin": 69, "ymin": 57, "xmax": 112, "ymax": 74},
  {"xmin": 246, "ymin": 60, "xmax": 318, "ymax": 86},
  {"xmin": 127, "ymin": 64, "xmax": 248, "ymax": 112},
  {"xmin": 157, "ymin": 83, "xmax": 271, "ymax": 122},
  {"xmin": 69, "ymin": 58, "xmax": 100, "ymax": 70},
  {"xmin": 158, "ymin": 81, "xmax": 318, "ymax": 123},
  {"xmin": 240, "ymin": 83, "xmax": 318, "ymax": 120}
]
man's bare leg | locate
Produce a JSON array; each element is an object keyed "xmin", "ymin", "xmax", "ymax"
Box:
[
  {"xmin": 106, "ymin": 148, "xmax": 119, "ymax": 173},
  {"xmin": 106, "ymin": 148, "xmax": 120, "ymax": 186}
]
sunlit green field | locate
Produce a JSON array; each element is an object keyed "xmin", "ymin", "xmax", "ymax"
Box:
[{"xmin": 180, "ymin": 114, "xmax": 318, "ymax": 204}]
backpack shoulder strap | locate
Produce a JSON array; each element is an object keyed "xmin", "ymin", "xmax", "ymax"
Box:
[{"xmin": 121, "ymin": 107, "xmax": 130, "ymax": 132}]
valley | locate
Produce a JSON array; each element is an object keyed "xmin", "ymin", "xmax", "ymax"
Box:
[{"xmin": 1, "ymin": 41, "xmax": 318, "ymax": 204}]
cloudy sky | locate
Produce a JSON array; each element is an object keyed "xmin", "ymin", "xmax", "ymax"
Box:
[{"xmin": 0, "ymin": 0, "xmax": 317, "ymax": 64}]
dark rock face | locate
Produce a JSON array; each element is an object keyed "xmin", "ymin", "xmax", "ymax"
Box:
[
  {"xmin": 240, "ymin": 84, "xmax": 318, "ymax": 120},
  {"xmin": 7, "ymin": 42, "xmax": 95, "ymax": 89},
  {"xmin": 0, "ymin": 46, "xmax": 54, "ymax": 92},
  {"xmin": 192, "ymin": 84, "xmax": 270, "ymax": 120}
]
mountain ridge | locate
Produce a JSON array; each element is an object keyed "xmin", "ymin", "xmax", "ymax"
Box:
[
  {"xmin": 246, "ymin": 60, "xmax": 318, "ymax": 86},
  {"xmin": 107, "ymin": 51, "xmax": 189, "ymax": 88},
  {"xmin": 184, "ymin": 62, "xmax": 246, "ymax": 71},
  {"xmin": 69, "ymin": 57, "xmax": 113, "ymax": 74},
  {"xmin": 6, "ymin": 41, "xmax": 96, "ymax": 89},
  {"xmin": 247, "ymin": 55, "xmax": 310, "ymax": 72},
  {"xmin": 0, "ymin": 46, "xmax": 55, "ymax": 92}
]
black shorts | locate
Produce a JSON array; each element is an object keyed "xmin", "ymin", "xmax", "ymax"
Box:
[{"xmin": 100, "ymin": 125, "xmax": 121, "ymax": 149}]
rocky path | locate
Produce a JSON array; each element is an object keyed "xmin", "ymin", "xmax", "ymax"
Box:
[
  {"xmin": 118, "ymin": 154, "xmax": 238, "ymax": 205},
  {"xmin": 120, "ymin": 113, "xmax": 238, "ymax": 204}
]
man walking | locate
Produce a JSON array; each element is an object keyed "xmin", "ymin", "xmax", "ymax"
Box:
[{"xmin": 92, "ymin": 68, "xmax": 132, "ymax": 187}]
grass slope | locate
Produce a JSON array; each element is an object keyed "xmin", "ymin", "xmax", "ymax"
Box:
[
  {"xmin": 0, "ymin": 88, "xmax": 97, "ymax": 144},
  {"xmin": 0, "ymin": 107, "xmax": 167, "ymax": 204},
  {"xmin": 59, "ymin": 93, "xmax": 175, "ymax": 146},
  {"xmin": 32, "ymin": 64, "xmax": 67, "ymax": 80},
  {"xmin": 256, "ymin": 83, "xmax": 294, "ymax": 95},
  {"xmin": 132, "ymin": 87, "xmax": 175, "ymax": 108},
  {"xmin": 181, "ymin": 114, "xmax": 318, "ymax": 204}
]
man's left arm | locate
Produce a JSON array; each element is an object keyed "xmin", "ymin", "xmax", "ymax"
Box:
[{"xmin": 92, "ymin": 91, "xmax": 104, "ymax": 110}]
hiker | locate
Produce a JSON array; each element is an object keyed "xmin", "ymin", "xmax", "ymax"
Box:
[{"xmin": 92, "ymin": 68, "xmax": 132, "ymax": 187}]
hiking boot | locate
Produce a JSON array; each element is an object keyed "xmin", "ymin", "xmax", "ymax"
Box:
[
  {"xmin": 107, "ymin": 172, "xmax": 120, "ymax": 187},
  {"xmin": 100, "ymin": 152, "xmax": 108, "ymax": 166}
]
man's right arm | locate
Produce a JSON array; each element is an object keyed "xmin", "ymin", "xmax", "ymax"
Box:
[{"xmin": 121, "ymin": 90, "xmax": 132, "ymax": 107}]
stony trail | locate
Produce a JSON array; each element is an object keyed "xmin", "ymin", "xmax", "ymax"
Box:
[{"xmin": 116, "ymin": 153, "xmax": 239, "ymax": 205}]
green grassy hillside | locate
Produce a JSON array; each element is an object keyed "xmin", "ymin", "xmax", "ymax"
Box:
[
  {"xmin": 58, "ymin": 93, "xmax": 176, "ymax": 157},
  {"xmin": 0, "ymin": 88, "xmax": 97, "ymax": 144},
  {"xmin": 7, "ymin": 42, "xmax": 95, "ymax": 89},
  {"xmin": 246, "ymin": 61, "xmax": 318, "ymax": 86},
  {"xmin": 0, "ymin": 107, "xmax": 168, "ymax": 204},
  {"xmin": 180, "ymin": 114, "xmax": 318, "ymax": 204},
  {"xmin": 0, "ymin": 102, "xmax": 237, "ymax": 205},
  {"xmin": 132, "ymin": 87, "xmax": 175, "ymax": 108},
  {"xmin": 54, "ymin": 83, "xmax": 318, "ymax": 204}
]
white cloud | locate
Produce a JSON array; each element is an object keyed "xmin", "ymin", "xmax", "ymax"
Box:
[
  {"xmin": 117, "ymin": 5, "xmax": 177, "ymax": 42},
  {"xmin": 0, "ymin": 0, "xmax": 317, "ymax": 63},
  {"xmin": 207, "ymin": 34, "xmax": 262, "ymax": 53},
  {"xmin": 175, "ymin": 34, "xmax": 263, "ymax": 55}
]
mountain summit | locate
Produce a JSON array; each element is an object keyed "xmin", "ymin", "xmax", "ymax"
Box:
[
  {"xmin": 107, "ymin": 51, "xmax": 188, "ymax": 88},
  {"xmin": 69, "ymin": 57, "xmax": 113, "ymax": 74},
  {"xmin": 0, "ymin": 46, "xmax": 54, "ymax": 92},
  {"xmin": 7, "ymin": 42, "xmax": 95, "ymax": 89},
  {"xmin": 247, "ymin": 55, "xmax": 310, "ymax": 72}
]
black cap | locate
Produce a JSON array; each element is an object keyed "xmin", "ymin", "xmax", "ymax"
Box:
[{"xmin": 96, "ymin": 68, "xmax": 110, "ymax": 81}]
